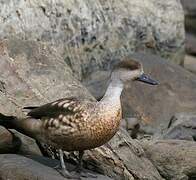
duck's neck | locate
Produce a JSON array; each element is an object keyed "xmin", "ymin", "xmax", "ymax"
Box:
[{"xmin": 101, "ymin": 79, "xmax": 123, "ymax": 105}]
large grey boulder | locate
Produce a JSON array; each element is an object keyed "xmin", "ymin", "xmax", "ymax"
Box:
[{"xmin": 0, "ymin": 0, "xmax": 184, "ymax": 66}]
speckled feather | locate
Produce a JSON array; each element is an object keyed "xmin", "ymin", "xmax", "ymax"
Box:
[{"xmin": 26, "ymin": 97, "xmax": 121, "ymax": 151}]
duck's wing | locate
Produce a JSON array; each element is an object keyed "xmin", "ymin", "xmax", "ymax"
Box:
[{"xmin": 24, "ymin": 97, "xmax": 91, "ymax": 119}]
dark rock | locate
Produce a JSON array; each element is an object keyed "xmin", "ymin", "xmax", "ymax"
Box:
[
  {"xmin": 142, "ymin": 140, "xmax": 196, "ymax": 180},
  {"xmin": 181, "ymin": 0, "xmax": 196, "ymax": 16},
  {"xmin": 12, "ymin": 130, "xmax": 42, "ymax": 156},
  {"xmin": 185, "ymin": 17, "xmax": 196, "ymax": 35},
  {"xmin": 155, "ymin": 113, "xmax": 196, "ymax": 141},
  {"xmin": 185, "ymin": 33, "xmax": 196, "ymax": 55},
  {"xmin": 0, "ymin": 126, "xmax": 21, "ymax": 153},
  {"xmin": 0, "ymin": 154, "xmax": 111, "ymax": 180}
]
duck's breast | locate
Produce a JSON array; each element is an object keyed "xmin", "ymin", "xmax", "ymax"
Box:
[{"xmin": 86, "ymin": 107, "xmax": 122, "ymax": 148}]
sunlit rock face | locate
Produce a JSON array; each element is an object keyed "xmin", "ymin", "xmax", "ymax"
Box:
[{"xmin": 0, "ymin": 0, "xmax": 184, "ymax": 76}]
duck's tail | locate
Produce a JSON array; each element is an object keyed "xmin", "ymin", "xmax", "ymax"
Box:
[
  {"xmin": 0, "ymin": 113, "xmax": 15, "ymax": 129},
  {"xmin": 0, "ymin": 113, "xmax": 41, "ymax": 140}
]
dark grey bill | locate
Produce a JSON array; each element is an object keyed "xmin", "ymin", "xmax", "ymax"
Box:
[{"xmin": 137, "ymin": 74, "xmax": 158, "ymax": 85}]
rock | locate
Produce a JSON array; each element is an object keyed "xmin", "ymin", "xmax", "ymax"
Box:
[
  {"xmin": 120, "ymin": 118, "xmax": 140, "ymax": 138},
  {"xmin": 185, "ymin": 17, "xmax": 196, "ymax": 34},
  {"xmin": 142, "ymin": 140, "xmax": 196, "ymax": 180},
  {"xmin": 183, "ymin": 54, "xmax": 196, "ymax": 74},
  {"xmin": 83, "ymin": 70, "xmax": 110, "ymax": 100},
  {"xmin": 120, "ymin": 118, "xmax": 127, "ymax": 130},
  {"xmin": 0, "ymin": 154, "xmax": 64, "ymax": 180},
  {"xmin": 12, "ymin": 130, "xmax": 42, "ymax": 156},
  {"xmin": 122, "ymin": 53, "xmax": 196, "ymax": 134},
  {"xmin": 0, "ymin": 154, "xmax": 111, "ymax": 180},
  {"xmin": 126, "ymin": 118, "xmax": 139, "ymax": 131},
  {"xmin": 0, "ymin": 0, "xmax": 184, "ymax": 66},
  {"xmin": 125, "ymin": 118, "xmax": 140, "ymax": 139},
  {"xmin": 181, "ymin": 0, "xmax": 196, "ymax": 16},
  {"xmin": 155, "ymin": 113, "xmax": 196, "ymax": 141},
  {"xmin": 185, "ymin": 34, "xmax": 196, "ymax": 55},
  {"xmin": 0, "ymin": 38, "xmax": 94, "ymax": 117},
  {"xmin": 0, "ymin": 126, "xmax": 21, "ymax": 153},
  {"xmin": 182, "ymin": 0, "xmax": 196, "ymax": 58}
]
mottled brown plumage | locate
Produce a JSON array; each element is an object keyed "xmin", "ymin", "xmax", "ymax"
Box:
[{"xmin": 25, "ymin": 97, "xmax": 121, "ymax": 151}]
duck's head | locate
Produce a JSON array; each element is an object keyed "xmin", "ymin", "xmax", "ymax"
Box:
[{"xmin": 112, "ymin": 59, "xmax": 158, "ymax": 85}]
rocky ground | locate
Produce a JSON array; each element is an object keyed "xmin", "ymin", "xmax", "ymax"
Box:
[{"xmin": 0, "ymin": 0, "xmax": 196, "ymax": 180}]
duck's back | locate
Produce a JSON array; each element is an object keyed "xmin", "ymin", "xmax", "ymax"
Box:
[
  {"xmin": 26, "ymin": 97, "xmax": 122, "ymax": 151},
  {"xmin": 26, "ymin": 98, "xmax": 95, "ymax": 150}
]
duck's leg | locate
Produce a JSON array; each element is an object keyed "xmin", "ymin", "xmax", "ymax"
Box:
[
  {"xmin": 72, "ymin": 151, "xmax": 97, "ymax": 178},
  {"xmin": 75, "ymin": 150, "xmax": 84, "ymax": 172},
  {"xmin": 58, "ymin": 149, "xmax": 71, "ymax": 178}
]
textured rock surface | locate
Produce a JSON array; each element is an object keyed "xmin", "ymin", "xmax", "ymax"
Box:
[
  {"xmin": 85, "ymin": 129, "xmax": 163, "ymax": 180},
  {"xmin": 142, "ymin": 140, "xmax": 196, "ymax": 180},
  {"xmin": 0, "ymin": 0, "xmax": 184, "ymax": 67},
  {"xmin": 0, "ymin": 126, "xmax": 21, "ymax": 153},
  {"xmin": 181, "ymin": 0, "xmax": 196, "ymax": 16},
  {"xmin": 0, "ymin": 38, "xmax": 93, "ymax": 117},
  {"xmin": 0, "ymin": 154, "xmax": 65, "ymax": 180},
  {"xmin": 0, "ymin": 154, "xmax": 111, "ymax": 180},
  {"xmin": 183, "ymin": 54, "xmax": 196, "ymax": 74},
  {"xmin": 12, "ymin": 130, "xmax": 42, "ymax": 156},
  {"xmin": 181, "ymin": 0, "xmax": 196, "ymax": 59},
  {"xmin": 155, "ymin": 113, "xmax": 196, "ymax": 141},
  {"xmin": 185, "ymin": 34, "xmax": 196, "ymax": 55}
]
